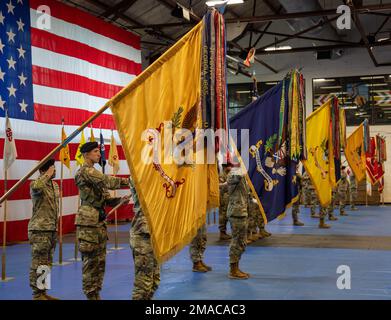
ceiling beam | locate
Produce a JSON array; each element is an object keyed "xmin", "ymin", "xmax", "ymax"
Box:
[
  {"xmin": 99, "ymin": 0, "xmax": 138, "ymax": 19},
  {"xmin": 257, "ymin": 15, "xmax": 339, "ymax": 51},
  {"xmin": 249, "ymin": 27, "xmax": 357, "ymax": 45},
  {"xmin": 349, "ymin": 1, "xmax": 379, "ymax": 67},
  {"xmin": 227, "ymin": 40, "xmax": 391, "ymax": 55}
]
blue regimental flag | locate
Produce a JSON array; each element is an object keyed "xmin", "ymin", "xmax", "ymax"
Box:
[{"xmin": 230, "ymin": 81, "xmax": 299, "ymax": 223}]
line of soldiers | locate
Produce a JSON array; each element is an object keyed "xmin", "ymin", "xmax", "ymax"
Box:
[
  {"xmin": 29, "ymin": 141, "xmax": 159, "ymax": 300},
  {"xmin": 28, "ymin": 140, "xmax": 359, "ymax": 299},
  {"xmin": 295, "ymin": 166, "xmax": 358, "ymax": 229}
]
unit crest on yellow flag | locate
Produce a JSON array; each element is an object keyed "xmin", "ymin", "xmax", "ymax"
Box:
[
  {"xmin": 345, "ymin": 123, "xmax": 366, "ymax": 183},
  {"xmin": 110, "ymin": 22, "xmax": 219, "ymax": 262},
  {"xmin": 303, "ymin": 100, "xmax": 336, "ymax": 207},
  {"xmin": 59, "ymin": 126, "xmax": 71, "ymax": 169},
  {"xmin": 108, "ymin": 132, "xmax": 120, "ymax": 175}
]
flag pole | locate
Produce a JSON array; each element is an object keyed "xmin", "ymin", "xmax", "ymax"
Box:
[
  {"xmin": 1, "ymin": 170, "xmax": 6, "ymax": 281},
  {"xmin": 1, "ymin": 169, "xmax": 14, "ymax": 282},
  {"xmin": 0, "ymin": 102, "xmax": 113, "ymax": 206},
  {"xmin": 59, "ymin": 159, "xmax": 64, "ymax": 264}
]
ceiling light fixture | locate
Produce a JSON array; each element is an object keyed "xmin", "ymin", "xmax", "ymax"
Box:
[
  {"xmin": 264, "ymin": 45, "xmax": 292, "ymax": 52},
  {"xmin": 206, "ymin": 0, "xmax": 244, "ymax": 7}
]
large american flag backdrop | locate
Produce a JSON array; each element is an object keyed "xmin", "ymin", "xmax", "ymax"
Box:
[{"xmin": 0, "ymin": 0, "xmax": 141, "ymax": 242}]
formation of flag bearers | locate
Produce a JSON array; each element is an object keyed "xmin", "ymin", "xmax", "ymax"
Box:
[{"xmin": 0, "ymin": 8, "xmax": 388, "ymax": 299}]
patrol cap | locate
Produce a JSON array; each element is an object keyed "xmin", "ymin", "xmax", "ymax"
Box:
[
  {"xmin": 80, "ymin": 141, "xmax": 99, "ymax": 153},
  {"xmin": 40, "ymin": 158, "xmax": 55, "ymax": 172}
]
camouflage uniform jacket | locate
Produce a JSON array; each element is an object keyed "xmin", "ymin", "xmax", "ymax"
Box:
[
  {"xmin": 227, "ymin": 170, "xmax": 249, "ymax": 218},
  {"xmin": 75, "ymin": 163, "xmax": 129, "ymax": 227},
  {"xmin": 29, "ymin": 174, "xmax": 60, "ymax": 232},
  {"xmin": 219, "ymin": 171, "xmax": 229, "ymax": 204}
]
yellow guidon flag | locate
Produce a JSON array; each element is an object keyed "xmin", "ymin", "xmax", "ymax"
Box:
[
  {"xmin": 110, "ymin": 22, "xmax": 219, "ymax": 263},
  {"xmin": 302, "ymin": 99, "xmax": 336, "ymax": 207},
  {"xmin": 108, "ymin": 132, "xmax": 120, "ymax": 175},
  {"xmin": 59, "ymin": 126, "xmax": 71, "ymax": 169},
  {"xmin": 345, "ymin": 123, "xmax": 366, "ymax": 183},
  {"xmin": 89, "ymin": 126, "xmax": 95, "ymax": 142},
  {"xmin": 75, "ymin": 130, "xmax": 86, "ymax": 166}
]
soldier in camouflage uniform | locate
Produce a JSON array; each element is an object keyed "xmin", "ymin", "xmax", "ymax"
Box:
[
  {"xmin": 227, "ymin": 167, "xmax": 250, "ymax": 279},
  {"xmin": 291, "ymin": 170, "xmax": 304, "ymax": 226},
  {"xmin": 219, "ymin": 164, "xmax": 232, "ymax": 240},
  {"xmin": 189, "ymin": 223, "xmax": 212, "ymax": 273},
  {"xmin": 349, "ymin": 171, "xmax": 358, "ymax": 210},
  {"xmin": 29, "ymin": 159, "xmax": 59, "ymax": 300},
  {"xmin": 129, "ymin": 178, "xmax": 160, "ymax": 300},
  {"xmin": 302, "ymin": 171, "xmax": 319, "ymax": 218},
  {"xmin": 337, "ymin": 166, "xmax": 349, "ymax": 216},
  {"xmin": 75, "ymin": 142, "xmax": 130, "ymax": 300},
  {"xmin": 327, "ymin": 188, "xmax": 339, "ymax": 221}
]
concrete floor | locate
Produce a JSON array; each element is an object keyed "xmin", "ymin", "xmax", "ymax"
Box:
[{"xmin": 1, "ymin": 205, "xmax": 391, "ymax": 300}]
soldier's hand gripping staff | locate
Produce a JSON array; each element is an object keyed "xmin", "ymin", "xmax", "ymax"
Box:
[
  {"xmin": 74, "ymin": 142, "xmax": 130, "ymax": 300},
  {"xmin": 227, "ymin": 167, "xmax": 250, "ymax": 280},
  {"xmin": 29, "ymin": 159, "xmax": 59, "ymax": 300}
]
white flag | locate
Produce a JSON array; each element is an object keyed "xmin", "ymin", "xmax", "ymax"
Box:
[{"xmin": 3, "ymin": 114, "xmax": 18, "ymax": 171}]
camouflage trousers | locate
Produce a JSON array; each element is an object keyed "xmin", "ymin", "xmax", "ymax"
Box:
[
  {"xmin": 292, "ymin": 202, "xmax": 299, "ymax": 221},
  {"xmin": 130, "ymin": 233, "xmax": 160, "ymax": 300},
  {"xmin": 308, "ymin": 192, "xmax": 318, "ymax": 215},
  {"xmin": 247, "ymin": 209, "xmax": 258, "ymax": 235},
  {"xmin": 328, "ymin": 190, "xmax": 337, "ymax": 216},
  {"xmin": 337, "ymin": 189, "xmax": 348, "ymax": 214},
  {"xmin": 77, "ymin": 224, "xmax": 107, "ymax": 297},
  {"xmin": 28, "ymin": 231, "xmax": 57, "ymax": 296},
  {"xmin": 189, "ymin": 225, "xmax": 207, "ymax": 263},
  {"xmin": 218, "ymin": 202, "xmax": 228, "ymax": 233},
  {"xmin": 256, "ymin": 210, "xmax": 265, "ymax": 231},
  {"xmin": 319, "ymin": 206, "xmax": 328, "ymax": 218},
  {"xmin": 229, "ymin": 217, "xmax": 248, "ymax": 264}
]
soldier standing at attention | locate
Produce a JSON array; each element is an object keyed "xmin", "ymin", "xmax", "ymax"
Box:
[
  {"xmin": 227, "ymin": 166, "xmax": 250, "ymax": 279},
  {"xmin": 247, "ymin": 192, "xmax": 260, "ymax": 244},
  {"xmin": 349, "ymin": 170, "xmax": 358, "ymax": 210},
  {"xmin": 219, "ymin": 163, "xmax": 233, "ymax": 240},
  {"xmin": 75, "ymin": 142, "xmax": 130, "ymax": 300},
  {"xmin": 302, "ymin": 171, "xmax": 319, "ymax": 218},
  {"xmin": 189, "ymin": 223, "xmax": 212, "ymax": 273},
  {"xmin": 292, "ymin": 169, "xmax": 304, "ymax": 226},
  {"xmin": 129, "ymin": 178, "xmax": 160, "ymax": 300},
  {"xmin": 29, "ymin": 159, "xmax": 59, "ymax": 300},
  {"xmin": 327, "ymin": 187, "xmax": 339, "ymax": 221}
]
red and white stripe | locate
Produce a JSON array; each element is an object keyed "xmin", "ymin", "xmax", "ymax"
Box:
[{"xmin": 1, "ymin": 0, "xmax": 140, "ymax": 242}]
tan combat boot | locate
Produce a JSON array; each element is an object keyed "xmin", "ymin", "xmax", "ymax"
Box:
[
  {"xmin": 192, "ymin": 261, "xmax": 208, "ymax": 273},
  {"xmin": 246, "ymin": 234, "xmax": 253, "ymax": 245},
  {"xmin": 319, "ymin": 217, "xmax": 331, "ymax": 229},
  {"xmin": 200, "ymin": 261, "xmax": 212, "ymax": 271},
  {"xmin": 259, "ymin": 229, "xmax": 272, "ymax": 238},
  {"xmin": 328, "ymin": 214, "xmax": 338, "ymax": 221},
  {"xmin": 33, "ymin": 293, "xmax": 49, "ymax": 300},
  {"xmin": 293, "ymin": 220, "xmax": 305, "ymax": 226},
  {"xmin": 250, "ymin": 233, "xmax": 259, "ymax": 242},
  {"xmin": 229, "ymin": 262, "xmax": 249, "ymax": 279},
  {"xmin": 219, "ymin": 231, "xmax": 232, "ymax": 241},
  {"xmin": 44, "ymin": 293, "xmax": 60, "ymax": 300}
]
